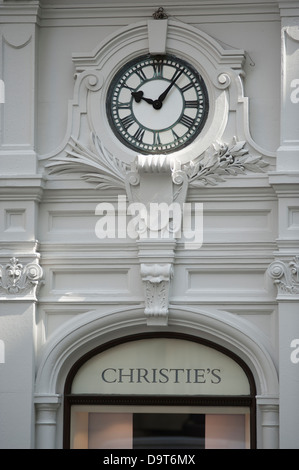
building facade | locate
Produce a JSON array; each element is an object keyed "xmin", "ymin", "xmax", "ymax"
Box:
[{"xmin": 0, "ymin": 0, "xmax": 298, "ymax": 449}]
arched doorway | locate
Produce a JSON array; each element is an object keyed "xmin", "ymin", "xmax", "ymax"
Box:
[
  {"xmin": 63, "ymin": 332, "xmax": 256, "ymax": 449},
  {"xmin": 34, "ymin": 305, "xmax": 279, "ymax": 449}
]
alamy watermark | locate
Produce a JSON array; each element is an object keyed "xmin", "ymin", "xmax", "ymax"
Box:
[
  {"xmin": 290, "ymin": 339, "xmax": 299, "ymax": 364},
  {"xmin": 290, "ymin": 79, "xmax": 299, "ymax": 104},
  {"xmin": 95, "ymin": 195, "xmax": 203, "ymax": 249},
  {"xmin": 0, "ymin": 340, "xmax": 4, "ymax": 364},
  {"xmin": 0, "ymin": 79, "xmax": 4, "ymax": 104}
]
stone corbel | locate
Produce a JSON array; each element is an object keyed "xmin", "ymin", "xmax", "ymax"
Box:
[
  {"xmin": 140, "ymin": 263, "xmax": 173, "ymax": 325},
  {"xmin": 125, "ymin": 155, "xmax": 188, "ymax": 325},
  {"xmin": 0, "ymin": 257, "xmax": 43, "ymax": 300},
  {"xmin": 125, "ymin": 154, "xmax": 189, "ymax": 237},
  {"xmin": 268, "ymin": 256, "xmax": 299, "ymax": 299}
]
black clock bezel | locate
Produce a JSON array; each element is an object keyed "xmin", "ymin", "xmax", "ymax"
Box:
[{"xmin": 106, "ymin": 54, "xmax": 209, "ymax": 155}]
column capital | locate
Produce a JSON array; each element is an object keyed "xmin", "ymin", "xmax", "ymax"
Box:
[
  {"xmin": 34, "ymin": 394, "xmax": 61, "ymax": 449},
  {"xmin": 268, "ymin": 256, "xmax": 299, "ymax": 300},
  {"xmin": 256, "ymin": 396, "xmax": 279, "ymax": 449},
  {"xmin": 34, "ymin": 394, "xmax": 62, "ymax": 406}
]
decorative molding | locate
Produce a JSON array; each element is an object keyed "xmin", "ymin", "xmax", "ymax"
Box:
[
  {"xmin": 7, "ymin": 3, "xmax": 279, "ymax": 28},
  {"xmin": 45, "ymin": 134, "xmax": 269, "ymax": 190},
  {"xmin": 141, "ymin": 263, "xmax": 173, "ymax": 325},
  {"xmin": 268, "ymin": 256, "xmax": 299, "ymax": 298},
  {"xmin": 0, "ymin": 257, "xmax": 43, "ymax": 299},
  {"xmin": 152, "ymin": 7, "xmax": 168, "ymax": 20},
  {"xmin": 34, "ymin": 395, "xmax": 61, "ymax": 450},
  {"xmin": 2, "ymin": 34, "xmax": 32, "ymax": 50},
  {"xmin": 45, "ymin": 134, "xmax": 128, "ymax": 190},
  {"xmin": 187, "ymin": 137, "xmax": 269, "ymax": 188},
  {"xmin": 34, "ymin": 305, "xmax": 278, "ymax": 397},
  {"xmin": 39, "ymin": 18, "xmax": 275, "ymax": 169}
]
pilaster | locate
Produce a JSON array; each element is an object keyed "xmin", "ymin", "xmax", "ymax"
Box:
[
  {"xmin": 268, "ymin": 2, "xmax": 299, "ymax": 449},
  {"xmin": 34, "ymin": 395, "xmax": 61, "ymax": 449},
  {"xmin": 0, "ymin": 3, "xmax": 40, "ymax": 174},
  {"xmin": 0, "ymin": 301, "xmax": 39, "ymax": 448},
  {"xmin": 257, "ymin": 396, "xmax": 279, "ymax": 449},
  {"xmin": 0, "ymin": 1, "xmax": 43, "ymax": 449}
]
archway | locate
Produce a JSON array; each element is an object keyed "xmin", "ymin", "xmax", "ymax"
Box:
[{"xmin": 34, "ymin": 305, "xmax": 279, "ymax": 449}]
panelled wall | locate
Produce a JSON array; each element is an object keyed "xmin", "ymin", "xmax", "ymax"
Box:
[{"xmin": 38, "ymin": 183, "xmax": 278, "ymax": 346}]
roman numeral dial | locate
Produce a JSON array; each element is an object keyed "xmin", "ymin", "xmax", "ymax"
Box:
[{"xmin": 106, "ymin": 54, "xmax": 209, "ymax": 154}]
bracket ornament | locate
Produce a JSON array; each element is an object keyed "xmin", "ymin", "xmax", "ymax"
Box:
[
  {"xmin": 140, "ymin": 263, "xmax": 173, "ymax": 325},
  {"xmin": 0, "ymin": 257, "xmax": 43, "ymax": 298},
  {"xmin": 268, "ymin": 256, "xmax": 299, "ymax": 297}
]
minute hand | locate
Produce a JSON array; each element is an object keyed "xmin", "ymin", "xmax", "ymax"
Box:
[{"xmin": 157, "ymin": 69, "xmax": 184, "ymax": 103}]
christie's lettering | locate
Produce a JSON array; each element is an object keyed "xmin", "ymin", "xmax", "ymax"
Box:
[{"xmin": 101, "ymin": 368, "xmax": 221, "ymax": 384}]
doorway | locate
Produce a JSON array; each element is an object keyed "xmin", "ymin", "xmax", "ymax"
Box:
[{"xmin": 70, "ymin": 405, "xmax": 251, "ymax": 449}]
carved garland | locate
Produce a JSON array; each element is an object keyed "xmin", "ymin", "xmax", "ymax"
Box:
[{"xmin": 185, "ymin": 138, "xmax": 269, "ymax": 187}]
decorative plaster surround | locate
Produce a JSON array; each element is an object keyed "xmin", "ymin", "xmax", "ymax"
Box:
[
  {"xmin": 40, "ymin": 18, "xmax": 274, "ymax": 324},
  {"xmin": 41, "ymin": 18, "xmax": 274, "ymax": 168}
]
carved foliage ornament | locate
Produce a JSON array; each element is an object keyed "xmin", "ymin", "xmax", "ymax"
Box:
[
  {"xmin": 45, "ymin": 134, "xmax": 269, "ymax": 191},
  {"xmin": 268, "ymin": 256, "xmax": 299, "ymax": 296},
  {"xmin": 0, "ymin": 257, "xmax": 43, "ymax": 297},
  {"xmin": 186, "ymin": 138, "xmax": 269, "ymax": 187},
  {"xmin": 140, "ymin": 263, "xmax": 173, "ymax": 325},
  {"xmin": 46, "ymin": 134, "xmax": 127, "ymax": 190}
]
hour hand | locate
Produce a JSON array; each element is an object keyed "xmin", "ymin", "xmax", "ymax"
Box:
[{"xmin": 132, "ymin": 90, "xmax": 154, "ymax": 105}]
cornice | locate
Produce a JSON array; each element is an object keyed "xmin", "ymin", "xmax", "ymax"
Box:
[
  {"xmin": 279, "ymin": 1, "xmax": 299, "ymax": 17},
  {"xmin": 0, "ymin": 2, "xmax": 42, "ymax": 24},
  {"xmin": 38, "ymin": 175, "xmax": 275, "ymax": 203},
  {"xmin": 268, "ymin": 171, "xmax": 299, "ymax": 195},
  {"xmin": 0, "ymin": 175, "xmax": 45, "ymax": 201},
  {"xmin": 0, "ymin": 1, "xmax": 281, "ymax": 26}
]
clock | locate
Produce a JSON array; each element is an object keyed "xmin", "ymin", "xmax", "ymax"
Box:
[{"xmin": 106, "ymin": 54, "xmax": 209, "ymax": 154}]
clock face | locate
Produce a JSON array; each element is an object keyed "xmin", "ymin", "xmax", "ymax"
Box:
[{"xmin": 106, "ymin": 54, "xmax": 209, "ymax": 154}]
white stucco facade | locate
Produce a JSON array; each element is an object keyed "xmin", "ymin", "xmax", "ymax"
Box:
[{"xmin": 0, "ymin": 0, "xmax": 298, "ymax": 449}]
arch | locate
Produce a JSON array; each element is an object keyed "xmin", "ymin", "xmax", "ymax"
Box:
[
  {"xmin": 34, "ymin": 305, "xmax": 279, "ymax": 449},
  {"xmin": 35, "ymin": 305, "xmax": 278, "ymax": 398}
]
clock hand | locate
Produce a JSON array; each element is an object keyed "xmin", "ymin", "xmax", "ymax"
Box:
[
  {"xmin": 132, "ymin": 90, "xmax": 154, "ymax": 105},
  {"xmin": 157, "ymin": 69, "xmax": 184, "ymax": 104}
]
